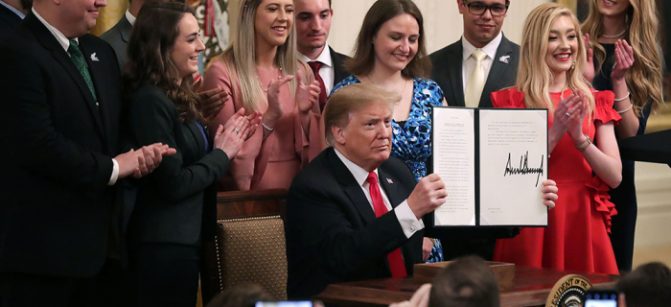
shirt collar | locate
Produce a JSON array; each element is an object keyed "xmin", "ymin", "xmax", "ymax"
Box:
[
  {"xmin": 125, "ymin": 10, "xmax": 136, "ymax": 26},
  {"xmin": 461, "ymin": 31, "xmax": 503, "ymax": 61},
  {"xmin": 32, "ymin": 7, "xmax": 73, "ymax": 52},
  {"xmin": 299, "ymin": 46, "xmax": 333, "ymax": 68},
  {"xmin": 0, "ymin": 0, "xmax": 25, "ymax": 19},
  {"xmin": 334, "ymin": 148, "xmax": 377, "ymax": 187}
]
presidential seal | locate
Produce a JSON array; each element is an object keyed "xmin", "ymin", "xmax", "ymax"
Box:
[{"xmin": 545, "ymin": 274, "xmax": 591, "ymax": 307}]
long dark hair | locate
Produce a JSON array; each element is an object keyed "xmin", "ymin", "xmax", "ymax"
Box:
[
  {"xmin": 345, "ymin": 0, "xmax": 430, "ymax": 78},
  {"xmin": 123, "ymin": 1, "xmax": 202, "ymax": 122}
]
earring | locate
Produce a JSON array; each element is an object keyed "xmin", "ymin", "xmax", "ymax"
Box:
[{"xmin": 570, "ymin": 60, "xmax": 576, "ymax": 70}]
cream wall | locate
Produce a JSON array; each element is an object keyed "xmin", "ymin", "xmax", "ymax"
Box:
[{"xmin": 329, "ymin": 0, "xmax": 549, "ymax": 55}]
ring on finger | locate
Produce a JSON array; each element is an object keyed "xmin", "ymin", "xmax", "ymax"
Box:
[{"xmin": 565, "ymin": 112, "xmax": 571, "ymax": 117}]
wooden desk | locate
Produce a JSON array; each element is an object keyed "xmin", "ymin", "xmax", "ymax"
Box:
[{"xmin": 316, "ymin": 266, "xmax": 617, "ymax": 307}]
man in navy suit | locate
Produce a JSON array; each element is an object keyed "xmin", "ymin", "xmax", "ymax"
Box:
[
  {"xmin": 429, "ymin": 0, "xmax": 520, "ymax": 260},
  {"xmin": 430, "ymin": 0, "xmax": 518, "ymax": 108},
  {"xmin": 286, "ymin": 84, "xmax": 447, "ymax": 299},
  {"xmin": 0, "ymin": 0, "xmax": 173, "ymax": 305},
  {"xmin": 294, "ymin": 0, "xmax": 349, "ymax": 106}
]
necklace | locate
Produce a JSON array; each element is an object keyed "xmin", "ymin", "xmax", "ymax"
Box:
[{"xmin": 600, "ymin": 28, "xmax": 626, "ymax": 39}]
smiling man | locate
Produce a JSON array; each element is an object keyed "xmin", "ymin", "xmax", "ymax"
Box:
[
  {"xmin": 0, "ymin": 0, "xmax": 173, "ymax": 306},
  {"xmin": 285, "ymin": 84, "xmax": 447, "ymax": 299},
  {"xmin": 294, "ymin": 0, "xmax": 348, "ymax": 110},
  {"xmin": 429, "ymin": 0, "xmax": 520, "ymax": 261}
]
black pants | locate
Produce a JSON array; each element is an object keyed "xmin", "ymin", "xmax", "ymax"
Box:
[
  {"xmin": 0, "ymin": 259, "xmax": 128, "ymax": 307},
  {"xmin": 129, "ymin": 243, "xmax": 200, "ymax": 307}
]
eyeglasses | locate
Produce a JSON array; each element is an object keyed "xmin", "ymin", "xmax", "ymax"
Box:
[{"xmin": 463, "ymin": 1, "xmax": 509, "ymax": 17}]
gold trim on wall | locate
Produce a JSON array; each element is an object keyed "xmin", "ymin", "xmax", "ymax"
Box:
[
  {"xmin": 555, "ymin": 0, "xmax": 577, "ymax": 13},
  {"xmin": 91, "ymin": 1, "xmax": 128, "ymax": 36}
]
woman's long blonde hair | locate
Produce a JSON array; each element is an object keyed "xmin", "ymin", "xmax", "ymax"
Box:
[
  {"xmin": 210, "ymin": 0, "xmax": 297, "ymax": 112},
  {"xmin": 582, "ymin": 0, "xmax": 664, "ymax": 116},
  {"xmin": 517, "ymin": 3, "xmax": 594, "ymax": 114}
]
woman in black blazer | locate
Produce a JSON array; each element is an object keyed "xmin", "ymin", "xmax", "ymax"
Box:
[{"xmin": 123, "ymin": 2, "xmax": 258, "ymax": 306}]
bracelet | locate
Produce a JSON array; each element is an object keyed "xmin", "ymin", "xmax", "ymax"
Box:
[
  {"xmin": 614, "ymin": 91, "xmax": 630, "ymax": 102},
  {"xmin": 617, "ymin": 104, "xmax": 633, "ymax": 114},
  {"xmin": 261, "ymin": 122, "xmax": 274, "ymax": 132},
  {"xmin": 575, "ymin": 136, "xmax": 592, "ymax": 152}
]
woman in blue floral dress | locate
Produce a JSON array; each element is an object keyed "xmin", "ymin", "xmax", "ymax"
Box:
[{"xmin": 332, "ymin": 0, "xmax": 446, "ymax": 262}]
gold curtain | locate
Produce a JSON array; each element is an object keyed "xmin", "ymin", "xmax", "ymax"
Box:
[
  {"xmin": 555, "ymin": 0, "xmax": 577, "ymax": 12},
  {"xmin": 91, "ymin": 1, "xmax": 128, "ymax": 36}
]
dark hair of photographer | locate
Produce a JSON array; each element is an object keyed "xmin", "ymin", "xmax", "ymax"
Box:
[
  {"xmin": 428, "ymin": 256, "xmax": 500, "ymax": 307},
  {"xmin": 616, "ymin": 261, "xmax": 671, "ymax": 307}
]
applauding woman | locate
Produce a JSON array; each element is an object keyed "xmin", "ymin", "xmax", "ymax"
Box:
[
  {"xmin": 203, "ymin": 0, "xmax": 322, "ymax": 191},
  {"xmin": 123, "ymin": 2, "xmax": 257, "ymax": 306},
  {"xmin": 491, "ymin": 3, "xmax": 622, "ymax": 274},
  {"xmin": 582, "ymin": 0, "xmax": 664, "ymax": 272}
]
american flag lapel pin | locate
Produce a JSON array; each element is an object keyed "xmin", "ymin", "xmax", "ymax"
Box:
[
  {"xmin": 386, "ymin": 178, "xmax": 394, "ymax": 184},
  {"xmin": 90, "ymin": 52, "xmax": 99, "ymax": 62}
]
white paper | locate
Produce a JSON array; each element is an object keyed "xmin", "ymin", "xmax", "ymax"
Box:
[
  {"xmin": 479, "ymin": 109, "xmax": 548, "ymax": 226},
  {"xmin": 432, "ymin": 108, "xmax": 548, "ymax": 227},
  {"xmin": 432, "ymin": 108, "xmax": 476, "ymax": 226}
]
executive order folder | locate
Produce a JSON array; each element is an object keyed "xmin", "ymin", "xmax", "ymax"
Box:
[{"xmin": 432, "ymin": 107, "xmax": 548, "ymax": 227}]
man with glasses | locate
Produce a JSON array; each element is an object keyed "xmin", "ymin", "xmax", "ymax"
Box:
[{"xmin": 428, "ymin": 0, "xmax": 519, "ymax": 260}]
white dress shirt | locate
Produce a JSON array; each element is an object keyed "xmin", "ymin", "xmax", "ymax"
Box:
[
  {"xmin": 0, "ymin": 0, "xmax": 25, "ymax": 19},
  {"xmin": 299, "ymin": 46, "xmax": 335, "ymax": 95}
]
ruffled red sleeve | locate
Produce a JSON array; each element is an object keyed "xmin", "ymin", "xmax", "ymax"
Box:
[
  {"xmin": 586, "ymin": 176, "xmax": 618, "ymax": 233},
  {"xmin": 592, "ymin": 90, "xmax": 621, "ymax": 125},
  {"xmin": 490, "ymin": 87, "xmax": 526, "ymax": 109}
]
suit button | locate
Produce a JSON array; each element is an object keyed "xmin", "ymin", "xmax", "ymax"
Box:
[{"xmin": 95, "ymin": 102, "xmax": 99, "ymax": 107}]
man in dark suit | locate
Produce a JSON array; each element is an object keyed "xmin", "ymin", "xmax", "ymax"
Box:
[
  {"xmin": 0, "ymin": 0, "xmax": 29, "ymax": 36},
  {"xmin": 0, "ymin": 0, "xmax": 173, "ymax": 305},
  {"xmin": 100, "ymin": 0, "xmax": 145, "ymax": 69},
  {"xmin": 430, "ymin": 0, "xmax": 518, "ymax": 108},
  {"xmin": 294, "ymin": 0, "xmax": 349, "ymax": 108},
  {"xmin": 429, "ymin": 0, "xmax": 520, "ymax": 260},
  {"xmin": 286, "ymin": 84, "xmax": 447, "ymax": 299}
]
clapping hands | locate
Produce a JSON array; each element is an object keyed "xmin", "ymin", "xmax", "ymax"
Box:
[
  {"xmin": 116, "ymin": 143, "xmax": 177, "ymax": 179},
  {"xmin": 213, "ymin": 107, "xmax": 261, "ymax": 159}
]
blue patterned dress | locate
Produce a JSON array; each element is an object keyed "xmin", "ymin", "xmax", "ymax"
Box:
[{"xmin": 333, "ymin": 75, "xmax": 445, "ymax": 262}]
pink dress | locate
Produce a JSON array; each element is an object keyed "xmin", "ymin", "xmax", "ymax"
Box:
[
  {"xmin": 202, "ymin": 58, "xmax": 322, "ymax": 191},
  {"xmin": 491, "ymin": 88, "xmax": 621, "ymax": 275}
]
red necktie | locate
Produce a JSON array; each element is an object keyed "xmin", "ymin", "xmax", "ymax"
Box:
[
  {"xmin": 367, "ymin": 171, "xmax": 408, "ymax": 278},
  {"xmin": 308, "ymin": 61, "xmax": 328, "ymax": 112}
]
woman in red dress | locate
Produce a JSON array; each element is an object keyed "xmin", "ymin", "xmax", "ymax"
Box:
[{"xmin": 491, "ymin": 3, "xmax": 622, "ymax": 275}]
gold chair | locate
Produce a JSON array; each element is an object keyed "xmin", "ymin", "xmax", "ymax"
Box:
[{"xmin": 202, "ymin": 189, "xmax": 288, "ymax": 302}]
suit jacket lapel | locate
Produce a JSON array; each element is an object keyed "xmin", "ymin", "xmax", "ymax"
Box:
[
  {"xmin": 120, "ymin": 17, "xmax": 132, "ymax": 43},
  {"xmin": 185, "ymin": 121, "xmax": 207, "ymax": 156},
  {"xmin": 378, "ymin": 167, "xmax": 404, "ymax": 209},
  {"xmin": 480, "ymin": 35, "xmax": 516, "ymax": 108},
  {"xmin": 26, "ymin": 15, "xmax": 105, "ymax": 138},
  {"xmin": 329, "ymin": 46, "xmax": 347, "ymax": 86},
  {"xmin": 326, "ymin": 149, "xmax": 377, "ymax": 224},
  {"xmin": 448, "ymin": 42, "xmax": 466, "ymax": 107},
  {"xmin": 79, "ymin": 37, "xmax": 110, "ymax": 142}
]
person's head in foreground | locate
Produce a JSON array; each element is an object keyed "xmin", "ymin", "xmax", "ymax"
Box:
[
  {"xmin": 616, "ymin": 261, "xmax": 671, "ymax": 307},
  {"xmin": 429, "ymin": 256, "xmax": 500, "ymax": 307}
]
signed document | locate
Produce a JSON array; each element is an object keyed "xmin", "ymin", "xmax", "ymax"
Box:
[{"xmin": 432, "ymin": 107, "xmax": 548, "ymax": 227}]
